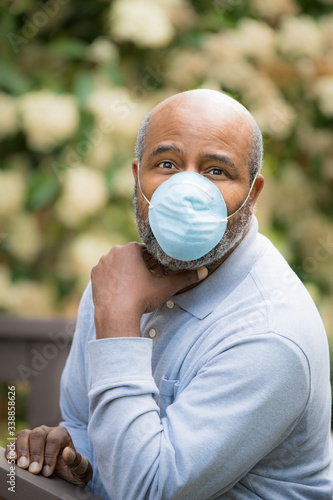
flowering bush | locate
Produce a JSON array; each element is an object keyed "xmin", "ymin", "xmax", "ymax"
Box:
[{"xmin": 0, "ymin": 0, "xmax": 332, "ymax": 403}]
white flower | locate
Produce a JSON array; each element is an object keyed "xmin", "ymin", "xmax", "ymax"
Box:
[
  {"xmin": 0, "ymin": 93, "xmax": 18, "ymax": 140},
  {"xmin": 233, "ymin": 19, "xmax": 276, "ymax": 62},
  {"xmin": 111, "ymin": 164, "xmax": 135, "ymax": 197},
  {"xmin": 87, "ymin": 87, "xmax": 152, "ymax": 143},
  {"xmin": 0, "ymin": 265, "xmax": 11, "ymax": 308},
  {"xmin": 208, "ymin": 58, "xmax": 257, "ymax": 93},
  {"xmin": 7, "ymin": 280, "xmax": 53, "ymax": 317},
  {"xmin": 0, "ymin": 170, "xmax": 25, "ymax": 218},
  {"xmin": 6, "ymin": 213, "xmax": 42, "ymax": 262},
  {"xmin": 19, "ymin": 90, "xmax": 79, "ymax": 152},
  {"xmin": 277, "ymin": 16, "xmax": 323, "ymax": 58},
  {"xmin": 313, "ymin": 76, "xmax": 333, "ymax": 118},
  {"xmin": 296, "ymin": 126, "xmax": 332, "ymax": 155},
  {"xmin": 87, "ymin": 87, "xmax": 132, "ymax": 123},
  {"xmin": 318, "ymin": 13, "xmax": 333, "ymax": 51},
  {"xmin": 63, "ymin": 233, "xmax": 123, "ymax": 288},
  {"xmin": 319, "ymin": 295, "xmax": 333, "ymax": 344},
  {"xmin": 110, "ymin": 0, "xmax": 175, "ymax": 48},
  {"xmin": 202, "ymin": 32, "xmax": 244, "ymax": 63},
  {"xmin": 251, "ymin": 98, "xmax": 296, "ymax": 139},
  {"xmin": 166, "ymin": 49, "xmax": 209, "ymax": 88},
  {"xmin": 86, "ymin": 136, "xmax": 115, "ymax": 170},
  {"xmin": 87, "ymin": 37, "xmax": 119, "ymax": 64},
  {"xmin": 269, "ymin": 164, "xmax": 315, "ymax": 220},
  {"xmin": 55, "ymin": 166, "xmax": 108, "ymax": 227},
  {"xmin": 242, "ymin": 74, "xmax": 280, "ymax": 108},
  {"xmin": 250, "ymin": 0, "xmax": 299, "ymax": 18}
]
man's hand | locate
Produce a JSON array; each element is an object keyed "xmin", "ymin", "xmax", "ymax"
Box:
[
  {"xmin": 91, "ymin": 242, "xmax": 208, "ymax": 339},
  {"xmin": 6, "ymin": 426, "xmax": 92, "ymax": 487}
]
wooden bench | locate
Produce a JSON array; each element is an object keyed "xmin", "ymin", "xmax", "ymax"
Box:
[
  {"xmin": 0, "ymin": 446, "xmax": 102, "ymax": 499},
  {"xmin": 0, "ymin": 316, "xmax": 75, "ymax": 428}
]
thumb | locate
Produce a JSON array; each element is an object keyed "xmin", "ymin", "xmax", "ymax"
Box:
[
  {"xmin": 167, "ymin": 265, "xmax": 209, "ymax": 293},
  {"xmin": 63, "ymin": 447, "xmax": 91, "ymax": 477}
]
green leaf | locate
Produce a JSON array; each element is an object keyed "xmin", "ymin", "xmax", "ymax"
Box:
[
  {"xmin": 0, "ymin": 61, "xmax": 32, "ymax": 94},
  {"xmin": 73, "ymin": 70, "xmax": 94, "ymax": 107},
  {"xmin": 26, "ymin": 171, "xmax": 60, "ymax": 210},
  {"xmin": 49, "ymin": 38, "xmax": 88, "ymax": 59}
]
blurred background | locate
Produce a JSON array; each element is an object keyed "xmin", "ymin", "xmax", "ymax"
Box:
[{"xmin": 0, "ymin": 0, "xmax": 332, "ymax": 438}]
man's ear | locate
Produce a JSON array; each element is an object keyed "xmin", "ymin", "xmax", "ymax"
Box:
[
  {"xmin": 250, "ymin": 174, "xmax": 264, "ymax": 214},
  {"xmin": 132, "ymin": 159, "xmax": 139, "ymax": 182}
]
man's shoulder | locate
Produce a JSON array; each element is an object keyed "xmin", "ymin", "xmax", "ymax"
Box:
[
  {"xmin": 238, "ymin": 235, "xmax": 328, "ymax": 363},
  {"xmin": 207, "ymin": 233, "xmax": 327, "ymax": 355}
]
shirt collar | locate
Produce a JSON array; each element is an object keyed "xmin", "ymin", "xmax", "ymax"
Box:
[{"xmin": 172, "ymin": 217, "xmax": 265, "ymax": 319}]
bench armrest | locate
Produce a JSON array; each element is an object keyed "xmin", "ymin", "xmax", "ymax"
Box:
[{"xmin": 0, "ymin": 446, "xmax": 102, "ymax": 500}]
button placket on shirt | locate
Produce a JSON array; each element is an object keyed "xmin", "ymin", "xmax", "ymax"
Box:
[{"xmin": 146, "ymin": 301, "xmax": 175, "ymax": 339}]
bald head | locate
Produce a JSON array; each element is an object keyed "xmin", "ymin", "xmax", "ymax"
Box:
[
  {"xmin": 154, "ymin": 89, "xmax": 256, "ymax": 126},
  {"xmin": 135, "ymin": 89, "xmax": 263, "ymax": 184}
]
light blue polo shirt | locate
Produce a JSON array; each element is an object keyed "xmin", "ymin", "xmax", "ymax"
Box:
[{"xmin": 60, "ymin": 217, "xmax": 333, "ymax": 499}]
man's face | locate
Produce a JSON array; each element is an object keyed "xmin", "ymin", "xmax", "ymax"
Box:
[
  {"xmin": 133, "ymin": 181, "xmax": 251, "ymax": 271},
  {"xmin": 132, "ymin": 92, "xmax": 262, "ymax": 271}
]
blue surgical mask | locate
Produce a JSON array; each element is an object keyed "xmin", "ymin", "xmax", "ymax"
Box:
[{"xmin": 138, "ymin": 170, "xmax": 256, "ymax": 262}]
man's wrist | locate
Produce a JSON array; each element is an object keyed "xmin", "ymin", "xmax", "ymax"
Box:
[{"xmin": 94, "ymin": 307, "xmax": 141, "ymax": 339}]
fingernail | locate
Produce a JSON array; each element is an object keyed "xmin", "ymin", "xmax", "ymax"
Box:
[
  {"xmin": 42, "ymin": 465, "xmax": 52, "ymax": 477},
  {"xmin": 197, "ymin": 266, "xmax": 208, "ymax": 280},
  {"xmin": 29, "ymin": 462, "xmax": 40, "ymax": 474},
  {"xmin": 17, "ymin": 456, "xmax": 29, "ymax": 468}
]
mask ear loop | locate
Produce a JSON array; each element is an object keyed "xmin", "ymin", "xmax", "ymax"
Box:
[
  {"xmin": 137, "ymin": 162, "xmax": 154, "ymax": 208},
  {"xmin": 221, "ymin": 174, "xmax": 258, "ymax": 222}
]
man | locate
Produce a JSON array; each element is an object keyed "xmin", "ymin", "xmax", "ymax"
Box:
[{"xmin": 7, "ymin": 90, "xmax": 333, "ymax": 499}]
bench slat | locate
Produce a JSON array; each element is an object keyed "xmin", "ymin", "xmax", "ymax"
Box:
[{"xmin": 0, "ymin": 447, "xmax": 102, "ymax": 499}]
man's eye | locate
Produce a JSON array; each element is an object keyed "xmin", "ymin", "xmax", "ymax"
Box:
[
  {"xmin": 158, "ymin": 161, "xmax": 176, "ymax": 169},
  {"xmin": 209, "ymin": 168, "xmax": 225, "ymax": 176}
]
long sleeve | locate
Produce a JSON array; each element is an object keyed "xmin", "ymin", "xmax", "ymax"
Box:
[
  {"xmin": 59, "ymin": 283, "xmax": 94, "ymax": 462},
  {"xmin": 87, "ymin": 332, "xmax": 310, "ymax": 500}
]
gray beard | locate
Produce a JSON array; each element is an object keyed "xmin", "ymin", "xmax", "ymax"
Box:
[{"xmin": 133, "ymin": 181, "xmax": 251, "ymax": 272}]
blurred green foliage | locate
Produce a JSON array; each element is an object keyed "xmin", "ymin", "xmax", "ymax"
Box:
[{"xmin": 0, "ymin": 0, "xmax": 332, "ymax": 422}]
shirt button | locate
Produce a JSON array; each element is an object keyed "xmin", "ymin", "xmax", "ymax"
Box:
[
  {"xmin": 166, "ymin": 300, "xmax": 174, "ymax": 309},
  {"xmin": 149, "ymin": 328, "xmax": 157, "ymax": 338}
]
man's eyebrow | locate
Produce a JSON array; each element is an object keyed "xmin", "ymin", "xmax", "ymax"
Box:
[
  {"xmin": 149, "ymin": 144, "xmax": 182, "ymax": 158},
  {"xmin": 200, "ymin": 153, "xmax": 237, "ymax": 170}
]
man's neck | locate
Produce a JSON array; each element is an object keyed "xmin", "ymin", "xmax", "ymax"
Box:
[
  {"xmin": 143, "ymin": 222, "xmax": 251, "ymax": 295},
  {"xmin": 175, "ymin": 224, "xmax": 251, "ymax": 294}
]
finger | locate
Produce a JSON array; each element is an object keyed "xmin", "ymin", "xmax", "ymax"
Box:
[
  {"xmin": 142, "ymin": 247, "xmax": 167, "ymax": 277},
  {"xmin": 42, "ymin": 427, "xmax": 71, "ymax": 477},
  {"xmin": 14, "ymin": 429, "xmax": 31, "ymax": 469},
  {"xmin": 28, "ymin": 425, "xmax": 49, "ymax": 474},
  {"xmin": 63, "ymin": 447, "xmax": 93, "ymax": 482},
  {"xmin": 64, "ymin": 448, "xmax": 88, "ymax": 474}
]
